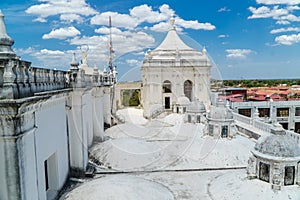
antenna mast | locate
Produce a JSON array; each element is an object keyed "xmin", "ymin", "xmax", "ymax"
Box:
[{"xmin": 108, "ymin": 16, "xmax": 114, "ymax": 73}]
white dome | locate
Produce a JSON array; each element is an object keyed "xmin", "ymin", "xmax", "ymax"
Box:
[
  {"xmin": 254, "ymin": 133, "xmax": 300, "ymax": 158},
  {"xmin": 177, "ymin": 96, "xmax": 190, "ymax": 105},
  {"xmin": 186, "ymin": 101, "xmax": 206, "ymax": 113},
  {"xmin": 208, "ymin": 106, "xmax": 233, "ymax": 120}
]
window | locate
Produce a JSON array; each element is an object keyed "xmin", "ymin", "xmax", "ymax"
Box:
[
  {"xmin": 164, "ymin": 97, "xmax": 170, "ymax": 109},
  {"xmin": 238, "ymin": 108, "xmax": 251, "ymax": 117},
  {"xmin": 162, "ymin": 80, "xmax": 172, "ymax": 93},
  {"xmin": 279, "ymin": 122, "xmax": 288, "ymax": 130},
  {"xmin": 196, "ymin": 115, "xmax": 201, "ymax": 123},
  {"xmin": 277, "ymin": 108, "xmax": 289, "ymax": 117},
  {"xmin": 221, "ymin": 126, "xmax": 228, "ymax": 138},
  {"xmin": 284, "ymin": 166, "xmax": 295, "ymax": 185},
  {"xmin": 44, "ymin": 160, "xmax": 49, "ymax": 191},
  {"xmin": 209, "ymin": 125, "xmax": 214, "ymax": 136},
  {"xmin": 184, "ymin": 80, "xmax": 192, "ymax": 101},
  {"xmin": 259, "ymin": 162, "xmax": 270, "ymax": 183},
  {"xmin": 296, "ymin": 107, "xmax": 300, "ymax": 116},
  {"xmin": 188, "ymin": 115, "xmax": 191, "ymax": 123},
  {"xmin": 258, "ymin": 108, "xmax": 270, "ymax": 118}
]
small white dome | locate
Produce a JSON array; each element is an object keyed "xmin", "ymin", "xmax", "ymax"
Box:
[
  {"xmin": 254, "ymin": 133, "xmax": 300, "ymax": 158},
  {"xmin": 177, "ymin": 96, "xmax": 190, "ymax": 105},
  {"xmin": 186, "ymin": 101, "xmax": 206, "ymax": 113}
]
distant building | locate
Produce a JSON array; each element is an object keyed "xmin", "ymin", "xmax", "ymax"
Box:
[{"xmin": 141, "ymin": 18, "xmax": 211, "ymax": 118}]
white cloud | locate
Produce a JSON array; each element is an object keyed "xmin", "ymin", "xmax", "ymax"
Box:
[
  {"xmin": 39, "ymin": 49, "xmax": 65, "ymax": 55},
  {"xmin": 218, "ymin": 34, "xmax": 229, "ymax": 38},
  {"xmin": 60, "ymin": 14, "xmax": 83, "ymax": 23},
  {"xmin": 149, "ymin": 21, "xmax": 170, "ymax": 32},
  {"xmin": 129, "ymin": 4, "xmax": 171, "ymax": 24},
  {"xmin": 275, "ymin": 33, "xmax": 300, "ymax": 45},
  {"xmin": 270, "ymin": 27, "xmax": 300, "ymax": 34},
  {"xmin": 175, "ymin": 18, "xmax": 216, "ymax": 30},
  {"xmin": 25, "ymin": 0, "xmax": 97, "ymax": 22},
  {"xmin": 276, "ymin": 20, "xmax": 291, "ymax": 24},
  {"xmin": 248, "ymin": 6, "xmax": 289, "ymax": 19},
  {"xmin": 278, "ymin": 14, "xmax": 300, "ymax": 22},
  {"xmin": 43, "ymin": 27, "xmax": 81, "ymax": 40},
  {"xmin": 91, "ymin": 11, "xmax": 139, "ymax": 30},
  {"xmin": 126, "ymin": 59, "xmax": 142, "ymax": 67},
  {"xmin": 218, "ymin": 7, "xmax": 231, "ymax": 12},
  {"xmin": 256, "ymin": 0, "xmax": 300, "ymax": 5},
  {"xmin": 226, "ymin": 49, "xmax": 254, "ymax": 59},
  {"xmin": 287, "ymin": 5, "xmax": 300, "ymax": 10},
  {"xmin": 95, "ymin": 27, "xmax": 123, "ymax": 35},
  {"xmin": 159, "ymin": 4, "xmax": 175, "ymax": 16}
]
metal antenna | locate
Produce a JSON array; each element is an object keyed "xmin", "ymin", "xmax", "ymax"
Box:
[{"xmin": 108, "ymin": 16, "xmax": 115, "ymax": 73}]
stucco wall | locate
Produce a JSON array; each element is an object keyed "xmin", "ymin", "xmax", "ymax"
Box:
[{"xmin": 35, "ymin": 99, "xmax": 69, "ymax": 200}]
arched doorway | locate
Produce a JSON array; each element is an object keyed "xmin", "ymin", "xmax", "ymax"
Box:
[
  {"xmin": 184, "ymin": 80, "xmax": 192, "ymax": 101},
  {"xmin": 162, "ymin": 80, "xmax": 172, "ymax": 93},
  {"xmin": 162, "ymin": 80, "xmax": 172, "ymax": 109}
]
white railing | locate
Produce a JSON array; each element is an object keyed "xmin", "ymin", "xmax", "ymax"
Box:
[
  {"xmin": 252, "ymin": 120, "xmax": 272, "ymax": 134},
  {"xmin": 232, "ymin": 112, "xmax": 251, "ymax": 125},
  {"xmin": 286, "ymin": 130, "xmax": 300, "ymax": 146}
]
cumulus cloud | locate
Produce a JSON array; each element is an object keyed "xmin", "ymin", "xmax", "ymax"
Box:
[
  {"xmin": 226, "ymin": 49, "xmax": 254, "ymax": 59},
  {"xmin": 60, "ymin": 14, "xmax": 84, "ymax": 23},
  {"xmin": 43, "ymin": 27, "xmax": 81, "ymax": 40},
  {"xmin": 129, "ymin": 4, "xmax": 171, "ymax": 23},
  {"xmin": 126, "ymin": 59, "xmax": 142, "ymax": 67},
  {"xmin": 218, "ymin": 34, "xmax": 229, "ymax": 38},
  {"xmin": 218, "ymin": 7, "xmax": 231, "ymax": 12},
  {"xmin": 175, "ymin": 18, "xmax": 216, "ymax": 30},
  {"xmin": 25, "ymin": 0, "xmax": 97, "ymax": 22},
  {"xmin": 24, "ymin": 3, "xmax": 216, "ymax": 68},
  {"xmin": 276, "ymin": 20, "xmax": 291, "ymax": 24},
  {"xmin": 256, "ymin": 0, "xmax": 300, "ymax": 5},
  {"xmin": 91, "ymin": 11, "xmax": 139, "ymax": 30},
  {"xmin": 275, "ymin": 33, "xmax": 300, "ymax": 45},
  {"xmin": 39, "ymin": 49, "xmax": 65, "ymax": 55},
  {"xmin": 248, "ymin": 6, "xmax": 288, "ymax": 19},
  {"xmin": 270, "ymin": 27, "xmax": 300, "ymax": 34}
]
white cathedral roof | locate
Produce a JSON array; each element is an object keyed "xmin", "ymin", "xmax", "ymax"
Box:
[
  {"xmin": 155, "ymin": 18, "xmax": 193, "ymax": 51},
  {"xmin": 143, "ymin": 18, "xmax": 210, "ymax": 66}
]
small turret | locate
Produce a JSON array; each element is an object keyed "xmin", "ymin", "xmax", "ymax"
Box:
[
  {"xmin": 70, "ymin": 52, "xmax": 79, "ymax": 71},
  {"xmin": 0, "ymin": 10, "xmax": 16, "ymax": 59}
]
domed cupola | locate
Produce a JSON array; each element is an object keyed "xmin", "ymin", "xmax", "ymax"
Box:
[
  {"xmin": 184, "ymin": 100, "xmax": 207, "ymax": 123},
  {"xmin": 247, "ymin": 123, "xmax": 300, "ymax": 190},
  {"xmin": 206, "ymin": 100, "xmax": 237, "ymax": 138}
]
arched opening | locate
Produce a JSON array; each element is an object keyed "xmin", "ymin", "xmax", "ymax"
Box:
[
  {"xmin": 259, "ymin": 162, "xmax": 270, "ymax": 183},
  {"xmin": 284, "ymin": 166, "xmax": 295, "ymax": 185},
  {"xmin": 163, "ymin": 80, "xmax": 172, "ymax": 93},
  {"xmin": 184, "ymin": 80, "xmax": 192, "ymax": 101}
]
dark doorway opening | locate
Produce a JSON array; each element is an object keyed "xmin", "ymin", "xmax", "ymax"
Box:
[{"xmin": 165, "ymin": 97, "xmax": 170, "ymax": 109}]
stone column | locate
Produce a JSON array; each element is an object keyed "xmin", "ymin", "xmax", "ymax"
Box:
[{"xmin": 0, "ymin": 101, "xmax": 38, "ymax": 200}]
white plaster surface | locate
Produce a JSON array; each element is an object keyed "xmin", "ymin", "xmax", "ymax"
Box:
[{"xmin": 65, "ymin": 108, "xmax": 300, "ymax": 200}]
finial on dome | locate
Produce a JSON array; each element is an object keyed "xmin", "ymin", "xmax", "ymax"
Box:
[
  {"xmin": 0, "ymin": 9, "xmax": 16, "ymax": 59},
  {"xmin": 70, "ymin": 52, "xmax": 79, "ymax": 70},
  {"xmin": 170, "ymin": 17, "xmax": 175, "ymax": 30}
]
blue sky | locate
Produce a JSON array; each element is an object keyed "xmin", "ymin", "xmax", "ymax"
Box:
[{"xmin": 1, "ymin": 0, "xmax": 300, "ymax": 80}]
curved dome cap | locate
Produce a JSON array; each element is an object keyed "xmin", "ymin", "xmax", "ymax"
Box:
[
  {"xmin": 143, "ymin": 18, "xmax": 210, "ymax": 65},
  {"xmin": 186, "ymin": 101, "xmax": 206, "ymax": 113},
  {"xmin": 177, "ymin": 96, "xmax": 190, "ymax": 105},
  {"xmin": 208, "ymin": 106, "xmax": 233, "ymax": 120},
  {"xmin": 254, "ymin": 124, "xmax": 300, "ymax": 157}
]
